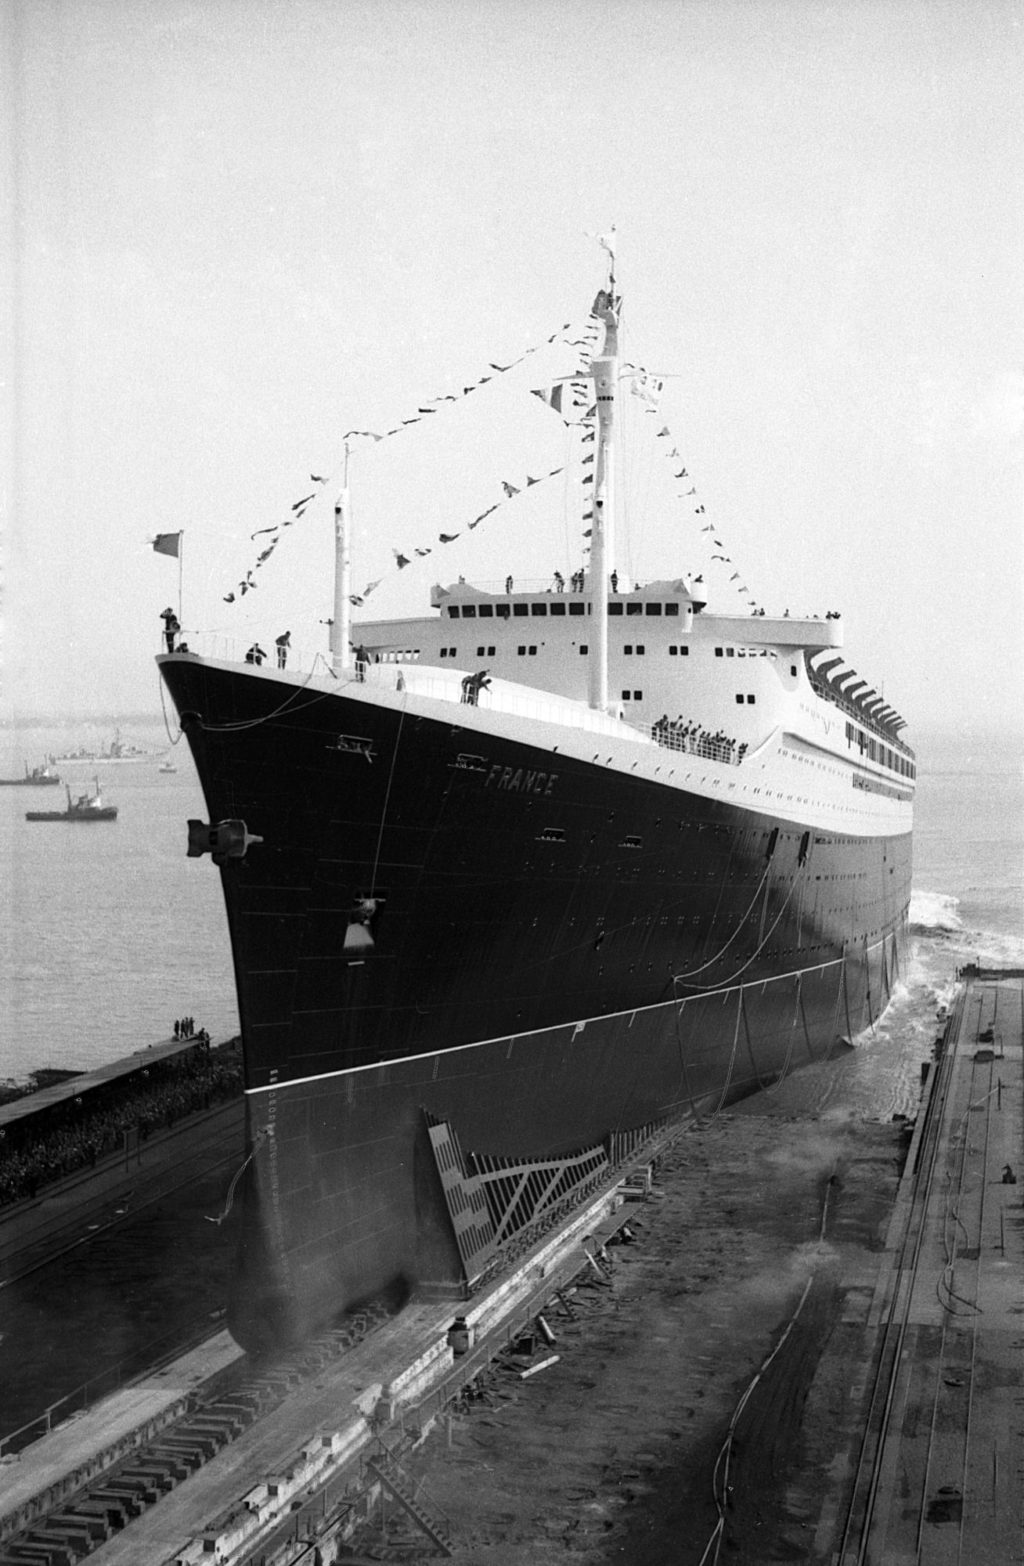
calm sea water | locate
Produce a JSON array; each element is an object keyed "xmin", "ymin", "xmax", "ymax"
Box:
[
  {"xmin": 1, "ymin": 721, "xmax": 1021, "ymax": 1100},
  {"xmin": 0, "ymin": 721, "xmax": 239, "ymax": 1082}
]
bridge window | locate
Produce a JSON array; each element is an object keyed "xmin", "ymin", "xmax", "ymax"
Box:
[
  {"xmin": 461, "ymin": 604, "xmax": 476, "ymax": 618},
  {"xmin": 513, "ymin": 603, "xmax": 528, "ymax": 617},
  {"xmin": 531, "ymin": 603, "xmax": 547, "ymax": 616},
  {"xmin": 665, "ymin": 603, "xmax": 679, "ymax": 616},
  {"xmin": 626, "ymin": 602, "xmax": 642, "ymax": 616},
  {"xmin": 569, "ymin": 603, "xmax": 585, "ymax": 617},
  {"xmin": 609, "ymin": 602, "xmax": 623, "ymax": 616},
  {"xmin": 479, "ymin": 604, "xmax": 493, "ymax": 618},
  {"xmin": 645, "ymin": 602, "xmax": 662, "ymax": 615}
]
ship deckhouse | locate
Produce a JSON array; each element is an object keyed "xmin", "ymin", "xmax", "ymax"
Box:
[{"xmin": 353, "ymin": 577, "xmax": 915, "ymax": 795}]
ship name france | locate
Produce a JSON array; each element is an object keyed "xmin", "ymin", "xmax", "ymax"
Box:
[{"xmin": 484, "ymin": 764, "xmax": 559, "ymax": 795}]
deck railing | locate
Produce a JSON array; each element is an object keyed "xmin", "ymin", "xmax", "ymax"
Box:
[{"xmin": 161, "ymin": 635, "xmax": 755, "ymax": 765}]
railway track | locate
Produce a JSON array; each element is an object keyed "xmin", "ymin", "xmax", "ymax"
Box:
[{"xmin": 835, "ymin": 981, "xmax": 1016, "ymax": 1564}]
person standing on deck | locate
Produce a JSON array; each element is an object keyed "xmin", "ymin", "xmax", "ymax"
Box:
[{"xmin": 160, "ymin": 608, "xmax": 180, "ymax": 652}]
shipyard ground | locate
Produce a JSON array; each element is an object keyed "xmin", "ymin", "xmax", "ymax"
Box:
[{"xmin": 1, "ymin": 971, "xmax": 1021, "ymax": 1565}]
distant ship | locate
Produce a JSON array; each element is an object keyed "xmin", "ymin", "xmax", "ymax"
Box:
[
  {"xmin": 159, "ymin": 258, "xmax": 913, "ymax": 1354},
  {"xmin": 26, "ymin": 779, "xmax": 118, "ymax": 822},
  {"xmin": 50, "ymin": 729, "xmax": 153, "ymax": 764},
  {"xmin": 158, "ymin": 760, "xmax": 178, "ymax": 774},
  {"xmin": 0, "ymin": 762, "xmax": 61, "ymax": 786}
]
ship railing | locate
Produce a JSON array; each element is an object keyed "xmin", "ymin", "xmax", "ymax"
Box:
[
  {"xmin": 807, "ymin": 671, "xmax": 912, "ymax": 756},
  {"xmin": 650, "ymin": 725, "xmax": 747, "ymax": 766},
  {"xmin": 164, "ymin": 635, "xmax": 753, "ymax": 762},
  {"xmin": 377, "ymin": 664, "xmax": 643, "ymax": 740},
  {"xmin": 164, "ymin": 633, "xmax": 648, "ymax": 743}
]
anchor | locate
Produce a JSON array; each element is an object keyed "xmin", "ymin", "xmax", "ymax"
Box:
[{"xmin": 187, "ymin": 818, "xmax": 264, "ymax": 864}]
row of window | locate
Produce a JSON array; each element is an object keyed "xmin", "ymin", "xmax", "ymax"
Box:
[
  {"xmin": 454, "ymin": 642, "xmax": 757, "ymax": 666},
  {"xmin": 845, "ymin": 721, "xmax": 916, "ymax": 779},
  {"xmin": 447, "ymin": 600, "xmax": 686, "ymax": 619},
  {"xmin": 460, "ymin": 644, "xmax": 697, "ymax": 658}
]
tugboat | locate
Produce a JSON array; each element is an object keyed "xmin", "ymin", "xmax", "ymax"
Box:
[
  {"xmin": 26, "ymin": 778, "xmax": 118, "ymax": 822},
  {"xmin": 0, "ymin": 762, "xmax": 62, "ymax": 786}
]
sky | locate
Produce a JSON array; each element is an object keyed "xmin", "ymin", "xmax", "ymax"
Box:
[{"xmin": 3, "ymin": 0, "xmax": 1022, "ymax": 740}]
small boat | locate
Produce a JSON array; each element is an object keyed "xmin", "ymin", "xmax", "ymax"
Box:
[
  {"xmin": 158, "ymin": 760, "xmax": 178, "ymax": 774},
  {"xmin": 26, "ymin": 779, "xmax": 118, "ymax": 823},
  {"xmin": 0, "ymin": 762, "xmax": 62, "ymax": 787}
]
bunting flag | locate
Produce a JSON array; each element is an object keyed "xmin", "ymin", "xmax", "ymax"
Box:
[
  {"xmin": 220, "ymin": 318, "xmax": 588, "ymax": 603},
  {"xmin": 345, "ymin": 464, "xmax": 566, "ymax": 610},
  {"xmin": 628, "ymin": 386, "xmax": 762, "ymax": 614},
  {"xmin": 350, "ymin": 575, "xmax": 383, "ymax": 606},
  {"xmin": 531, "ymin": 384, "xmax": 568, "ymax": 415},
  {"xmin": 531, "ymin": 378, "xmax": 593, "ymax": 424}
]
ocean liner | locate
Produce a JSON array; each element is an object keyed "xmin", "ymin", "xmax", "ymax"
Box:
[{"xmin": 159, "ymin": 262, "xmax": 913, "ymax": 1353}]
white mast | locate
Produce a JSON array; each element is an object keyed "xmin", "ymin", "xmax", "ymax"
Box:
[
  {"xmin": 588, "ymin": 245, "xmax": 620, "ymax": 714},
  {"xmin": 331, "ymin": 440, "xmax": 352, "ymax": 674}
]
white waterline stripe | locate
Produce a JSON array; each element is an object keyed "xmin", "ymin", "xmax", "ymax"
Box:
[{"xmin": 243, "ymin": 938, "xmax": 896, "ymax": 1097}]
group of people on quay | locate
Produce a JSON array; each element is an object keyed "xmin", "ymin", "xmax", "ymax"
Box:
[
  {"xmin": 652, "ymin": 715, "xmax": 748, "ymax": 765},
  {"xmin": 172, "ymin": 1016, "xmax": 210, "ymax": 1047},
  {"xmin": 0, "ymin": 1048, "xmax": 242, "ymax": 1209}
]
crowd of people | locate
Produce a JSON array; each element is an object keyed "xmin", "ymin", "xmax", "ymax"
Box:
[
  {"xmin": 651, "ymin": 716, "xmax": 748, "ymax": 765},
  {"xmin": 172, "ymin": 1016, "xmax": 212, "ymax": 1047},
  {"xmin": 0, "ymin": 1048, "xmax": 243, "ymax": 1208}
]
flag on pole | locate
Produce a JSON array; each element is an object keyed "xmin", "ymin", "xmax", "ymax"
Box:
[{"xmin": 152, "ymin": 532, "xmax": 182, "ymax": 557}]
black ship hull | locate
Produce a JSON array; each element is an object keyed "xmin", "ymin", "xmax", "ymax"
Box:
[{"xmin": 161, "ymin": 656, "xmax": 910, "ymax": 1352}]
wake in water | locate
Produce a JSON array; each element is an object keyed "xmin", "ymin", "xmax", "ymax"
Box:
[
  {"xmin": 909, "ymin": 887, "xmax": 1024, "ymax": 970},
  {"xmin": 741, "ymin": 892, "xmax": 1018, "ymax": 1125},
  {"xmin": 908, "ymin": 888, "xmax": 965, "ymax": 937}
]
